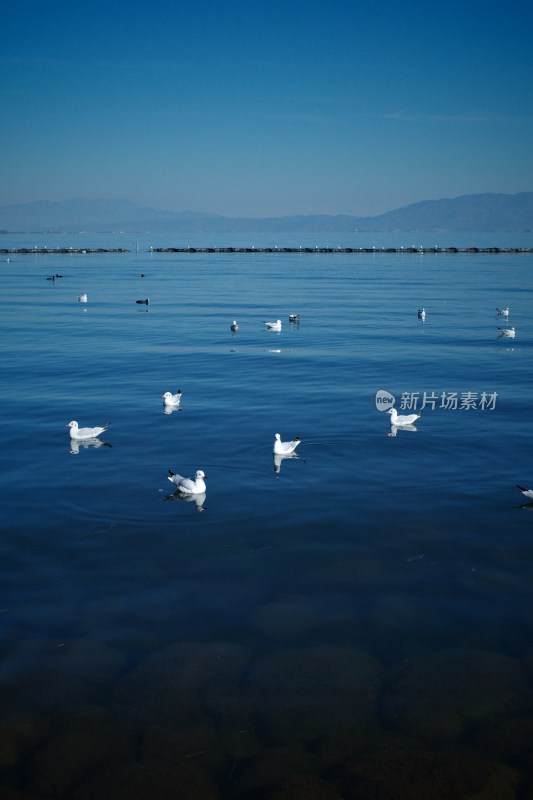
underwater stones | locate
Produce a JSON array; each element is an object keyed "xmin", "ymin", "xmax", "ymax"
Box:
[
  {"xmin": 252, "ymin": 595, "xmax": 361, "ymax": 642},
  {"xmin": 142, "ymin": 719, "xmax": 226, "ymax": 778},
  {"xmin": 0, "ymin": 638, "xmax": 126, "ymax": 715},
  {"xmin": 0, "ymin": 716, "xmax": 46, "ymax": 769},
  {"xmin": 72, "ymin": 760, "xmax": 220, "ymax": 800},
  {"xmin": 466, "ymin": 716, "xmax": 533, "ymax": 766},
  {"xmin": 27, "ymin": 729, "xmax": 137, "ymax": 797},
  {"xmin": 230, "ymin": 745, "xmax": 320, "ymax": 796},
  {"xmin": 248, "ymin": 646, "xmax": 384, "ymax": 743},
  {"xmin": 268, "ymin": 774, "xmax": 344, "ymax": 800},
  {"xmin": 339, "ymin": 751, "xmax": 520, "ymax": 800},
  {"xmin": 113, "ymin": 641, "xmax": 251, "ymax": 723},
  {"xmin": 381, "ymin": 648, "xmax": 531, "ymax": 745}
]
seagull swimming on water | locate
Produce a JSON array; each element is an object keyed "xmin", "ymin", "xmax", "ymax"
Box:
[
  {"xmin": 230, "ymin": 320, "xmax": 239, "ymax": 332},
  {"xmin": 418, "ymin": 308, "xmax": 426, "ymax": 321},
  {"xmin": 273, "ymin": 433, "xmax": 301, "ymax": 455},
  {"xmin": 497, "ymin": 326, "xmax": 515, "ymax": 338},
  {"xmin": 67, "ymin": 420, "xmax": 110, "ymax": 440},
  {"xmin": 77, "ymin": 293, "xmax": 88, "ymax": 303},
  {"xmin": 168, "ymin": 469, "xmax": 206, "ymax": 495},
  {"xmin": 517, "ymin": 485, "xmax": 533, "ymax": 501},
  {"xmin": 162, "ymin": 390, "xmax": 182, "ymax": 407},
  {"xmin": 386, "ymin": 408, "xmax": 421, "ymax": 426},
  {"xmin": 264, "ymin": 320, "xmax": 282, "ymax": 331},
  {"xmin": 289, "ymin": 314, "xmax": 300, "ymax": 323},
  {"xmin": 497, "ymin": 306, "xmax": 510, "ymax": 317}
]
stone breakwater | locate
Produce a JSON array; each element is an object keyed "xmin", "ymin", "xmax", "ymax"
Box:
[
  {"xmin": 1, "ymin": 246, "xmax": 532, "ymax": 255},
  {"xmin": 0, "ymin": 248, "xmax": 129, "ymax": 254},
  {"xmin": 151, "ymin": 246, "xmax": 532, "ymax": 254}
]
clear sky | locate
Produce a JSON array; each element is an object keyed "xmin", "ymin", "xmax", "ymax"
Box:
[{"xmin": 1, "ymin": 0, "xmax": 532, "ymax": 217}]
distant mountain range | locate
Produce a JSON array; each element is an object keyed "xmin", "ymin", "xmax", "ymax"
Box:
[{"xmin": 0, "ymin": 192, "xmax": 532, "ymax": 233}]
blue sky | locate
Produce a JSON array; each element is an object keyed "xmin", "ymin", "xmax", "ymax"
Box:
[{"xmin": 2, "ymin": 0, "xmax": 532, "ymax": 217}]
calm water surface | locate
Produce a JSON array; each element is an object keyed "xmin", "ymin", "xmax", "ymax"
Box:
[{"xmin": 1, "ymin": 232, "xmax": 533, "ymax": 798}]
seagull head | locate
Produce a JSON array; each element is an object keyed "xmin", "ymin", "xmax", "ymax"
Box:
[{"xmin": 195, "ymin": 470, "xmax": 206, "ymax": 480}]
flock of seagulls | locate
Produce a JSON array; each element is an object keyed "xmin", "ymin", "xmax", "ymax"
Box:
[
  {"xmin": 416, "ymin": 304, "xmax": 517, "ymax": 339},
  {"xmin": 496, "ymin": 306, "xmax": 516, "ymax": 338},
  {"xmin": 228, "ymin": 315, "xmax": 300, "ymax": 333},
  {"xmin": 67, "ymin": 392, "xmax": 302, "ymax": 495},
  {"xmin": 63, "ymin": 292, "xmax": 528, "ymax": 504}
]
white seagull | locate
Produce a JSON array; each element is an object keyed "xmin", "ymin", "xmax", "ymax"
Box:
[
  {"xmin": 77, "ymin": 294, "xmax": 88, "ymax": 303},
  {"xmin": 168, "ymin": 469, "xmax": 206, "ymax": 495},
  {"xmin": 497, "ymin": 306, "xmax": 510, "ymax": 317},
  {"xmin": 67, "ymin": 420, "xmax": 110, "ymax": 440},
  {"xmin": 386, "ymin": 408, "xmax": 421, "ymax": 426},
  {"xmin": 497, "ymin": 326, "xmax": 516, "ymax": 338},
  {"xmin": 264, "ymin": 320, "xmax": 282, "ymax": 331},
  {"xmin": 418, "ymin": 308, "xmax": 426, "ymax": 321},
  {"xmin": 273, "ymin": 433, "xmax": 301, "ymax": 455},
  {"xmin": 230, "ymin": 320, "xmax": 239, "ymax": 332},
  {"xmin": 517, "ymin": 485, "xmax": 533, "ymax": 501},
  {"xmin": 162, "ymin": 390, "xmax": 182, "ymax": 407}
]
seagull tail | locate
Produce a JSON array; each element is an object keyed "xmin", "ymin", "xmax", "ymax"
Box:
[{"xmin": 516, "ymin": 485, "xmax": 528, "ymax": 493}]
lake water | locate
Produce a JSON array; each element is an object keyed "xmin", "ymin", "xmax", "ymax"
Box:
[{"xmin": 1, "ymin": 231, "xmax": 533, "ymax": 798}]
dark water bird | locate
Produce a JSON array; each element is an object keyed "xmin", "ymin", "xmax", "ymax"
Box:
[
  {"xmin": 136, "ymin": 299, "xmax": 150, "ymax": 304},
  {"xmin": 289, "ymin": 314, "xmax": 300, "ymax": 323},
  {"xmin": 230, "ymin": 320, "xmax": 239, "ymax": 332}
]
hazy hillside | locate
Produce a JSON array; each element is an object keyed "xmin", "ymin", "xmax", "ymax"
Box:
[{"xmin": 0, "ymin": 192, "xmax": 532, "ymax": 233}]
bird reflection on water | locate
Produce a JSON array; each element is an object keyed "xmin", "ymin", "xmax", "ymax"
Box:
[
  {"xmin": 164, "ymin": 490, "xmax": 206, "ymax": 511},
  {"xmin": 69, "ymin": 437, "xmax": 112, "ymax": 455}
]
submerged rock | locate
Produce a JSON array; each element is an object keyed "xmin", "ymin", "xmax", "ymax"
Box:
[
  {"xmin": 339, "ymin": 751, "xmax": 520, "ymax": 800},
  {"xmin": 0, "ymin": 638, "xmax": 126, "ymax": 715},
  {"xmin": 248, "ymin": 646, "xmax": 384, "ymax": 743},
  {"xmin": 113, "ymin": 641, "xmax": 251, "ymax": 723},
  {"xmin": 72, "ymin": 760, "xmax": 220, "ymax": 800},
  {"xmin": 381, "ymin": 648, "xmax": 532, "ymax": 745}
]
